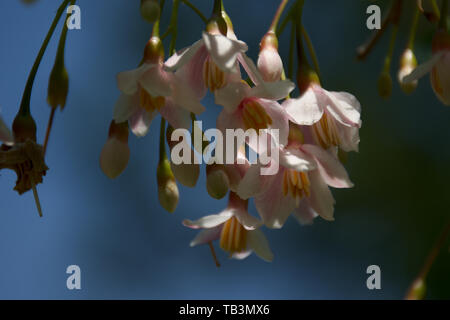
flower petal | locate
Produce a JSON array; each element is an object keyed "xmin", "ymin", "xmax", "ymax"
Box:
[
  {"xmin": 248, "ymin": 229, "xmax": 274, "ymax": 262},
  {"xmin": 139, "ymin": 65, "xmax": 173, "ymax": 97},
  {"xmin": 250, "ymin": 80, "xmax": 295, "ymax": 101},
  {"xmin": 129, "ymin": 108, "xmax": 155, "ymax": 137},
  {"xmin": 215, "ymin": 82, "xmax": 250, "ymax": 113},
  {"xmin": 113, "ymin": 93, "xmax": 139, "ymax": 123},
  {"xmin": 258, "ymin": 99, "xmax": 289, "ymax": 147},
  {"xmin": 233, "ymin": 208, "xmax": 263, "ymax": 230},
  {"xmin": 202, "ymin": 32, "xmax": 248, "ymax": 73},
  {"xmin": 283, "ymin": 88, "xmax": 324, "ymax": 125},
  {"xmin": 189, "ymin": 225, "xmax": 223, "ymax": 247},
  {"xmin": 301, "ymin": 144, "xmax": 353, "ymax": 188},
  {"xmin": 403, "ymin": 52, "xmax": 443, "ymax": 83},
  {"xmin": 236, "ymin": 163, "xmax": 277, "ymax": 199},
  {"xmin": 324, "ymin": 90, "xmax": 361, "ymax": 127},
  {"xmin": 279, "ymin": 147, "xmax": 317, "ymax": 172},
  {"xmin": 307, "ymin": 170, "xmax": 335, "ymax": 221},
  {"xmin": 183, "ymin": 210, "xmax": 233, "ymax": 229},
  {"xmin": 160, "ymin": 98, "xmax": 191, "ymax": 130},
  {"xmin": 171, "ymin": 76, "xmax": 206, "ymax": 114},
  {"xmin": 116, "ymin": 64, "xmax": 149, "ymax": 95},
  {"xmin": 292, "ymin": 201, "xmax": 318, "ymax": 225},
  {"xmin": 163, "ymin": 39, "xmax": 204, "ymax": 72}
]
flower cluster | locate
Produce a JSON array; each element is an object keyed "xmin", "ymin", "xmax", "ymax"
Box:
[{"xmin": 100, "ymin": 0, "xmax": 362, "ymax": 264}]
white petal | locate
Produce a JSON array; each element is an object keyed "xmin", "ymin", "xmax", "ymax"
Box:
[
  {"xmin": 215, "ymin": 82, "xmax": 250, "ymax": 113},
  {"xmin": 258, "ymin": 99, "xmax": 289, "ymax": 147},
  {"xmin": 248, "ymin": 229, "xmax": 274, "ymax": 262},
  {"xmin": 279, "ymin": 148, "xmax": 317, "ymax": 172},
  {"xmin": 233, "ymin": 208, "xmax": 263, "ymax": 230},
  {"xmin": 189, "ymin": 226, "xmax": 223, "ymax": 247},
  {"xmin": 238, "ymin": 54, "xmax": 264, "ymax": 85},
  {"xmin": 292, "ymin": 201, "xmax": 318, "ymax": 225},
  {"xmin": 183, "ymin": 210, "xmax": 233, "ymax": 229},
  {"xmin": 403, "ymin": 53, "xmax": 443, "ymax": 83},
  {"xmin": 113, "ymin": 93, "xmax": 139, "ymax": 123},
  {"xmin": 236, "ymin": 163, "xmax": 277, "ymax": 199},
  {"xmin": 250, "ymin": 80, "xmax": 295, "ymax": 101},
  {"xmin": 307, "ymin": 170, "xmax": 335, "ymax": 221},
  {"xmin": 160, "ymin": 98, "xmax": 191, "ymax": 130},
  {"xmin": 171, "ymin": 77, "xmax": 206, "ymax": 114},
  {"xmin": 139, "ymin": 65, "xmax": 173, "ymax": 97},
  {"xmin": 116, "ymin": 64, "xmax": 149, "ymax": 95},
  {"xmin": 129, "ymin": 108, "xmax": 154, "ymax": 137},
  {"xmin": 202, "ymin": 32, "xmax": 248, "ymax": 73},
  {"xmin": 163, "ymin": 39, "xmax": 204, "ymax": 72},
  {"xmin": 324, "ymin": 90, "xmax": 361, "ymax": 127},
  {"xmin": 283, "ymin": 89, "xmax": 324, "ymax": 125}
]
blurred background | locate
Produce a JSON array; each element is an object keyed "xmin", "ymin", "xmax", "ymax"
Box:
[{"xmin": 0, "ymin": 0, "xmax": 449, "ymax": 299}]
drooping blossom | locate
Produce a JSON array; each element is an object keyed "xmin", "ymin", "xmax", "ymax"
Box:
[
  {"xmin": 183, "ymin": 192, "xmax": 273, "ymax": 262},
  {"xmin": 282, "ymin": 82, "xmax": 362, "ymax": 152},
  {"xmin": 237, "ymin": 124, "xmax": 353, "ymax": 228},
  {"xmin": 114, "ymin": 37, "xmax": 205, "ymax": 137},
  {"xmin": 403, "ymin": 30, "xmax": 450, "ymax": 106}
]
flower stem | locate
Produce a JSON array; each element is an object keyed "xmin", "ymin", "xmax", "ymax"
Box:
[
  {"xmin": 287, "ymin": 21, "xmax": 296, "ymax": 80},
  {"xmin": 301, "ymin": 24, "xmax": 320, "ymax": 78},
  {"xmin": 269, "ymin": 0, "xmax": 290, "ymax": 33},
  {"xmin": 18, "ymin": 0, "xmax": 71, "ymax": 116},
  {"xmin": 383, "ymin": 23, "xmax": 399, "ymax": 72},
  {"xmin": 208, "ymin": 241, "xmax": 221, "ymax": 268},
  {"xmin": 159, "ymin": 118, "xmax": 167, "ymax": 163},
  {"xmin": 407, "ymin": 5, "xmax": 420, "ymax": 50},
  {"xmin": 42, "ymin": 107, "xmax": 56, "ymax": 156},
  {"xmin": 181, "ymin": 0, "xmax": 207, "ymax": 23},
  {"xmin": 169, "ymin": 0, "xmax": 181, "ymax": 55},
  {"xmin": 431, "ymin": 0, "xmax": 442, "ymax": 21},
  {"xmin": 439, "ymin": 0, "xmax": 448, "ymax": 29}
]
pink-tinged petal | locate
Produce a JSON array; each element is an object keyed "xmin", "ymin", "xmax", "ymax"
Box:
[
  {"xmin": 283, "ymin": 89, "xmax": 324, "ymax": 125},
  {"xmin": 258, "ymin": 47, "xmax": 283, "ymax": 82},
  {"xmin": 324, "ymin": 90, "xmax": 361, "ymax": 127},
  {"xmin": 216, "ymin": 108, "xmax": 242, "ymax": 133},
  {"xmin": 202, "ymin": 32, "xmax": 248, "ymax": 72},
  {"xmin": 335, "ymin": 123, "xmax": 360, "ymax": 152},
  {"xmin": 307, "ymin": 170, "xmax": 335, "ymax": 221},
  {"xmin": 238, "ymin": 53, "xmax": 264, "ymax": 85},
  {"xmin": 183, "ymin": 210, "xmax": 233, "ymax": 229},
  {"xmin": 301, "ymin": 144, "xmax": 353, "ymax": 188},
  {"xmin": 432, "ymin": 53, "xmax": 450, "ymax": 105},
  {"xmin": 189, "ymin": 225, "xmax": 223, "ymax": 247},
  {"xmin": 163, "ymin": 39, "xmax": 204, "ymax": 72},
  {"xmin": 215, "ymin": 82, "xmax": 250, "ymax": 113},
  {"xmin": 139, "ymin": 65, "xmax": 173, "ymax": 97},
  {"xmin": 0, "ymin": 116, "xmax": 13, "ymax": 144},
  {"xmin": 171, "ymin": 76, "xmax": 206, "ymax": 114},
  {"xmin": 236, "ymin": 163, "xmax": 277, "ymax": 200},
  {"xmin": 233, "ymin": 208, "xmax": 263, "ymax": 230},
  {"xmin": 258, "ymin": 99, "xmax": 289, "ymax": 146},
  {"xmin": 129, "ymin": 108, "xmax": 155, "ymax": 137},
  {"xmin": 160, "ymin": 99, "xmax": 191, "ymax": 130},
  {"xmin": 255, "ymin": 169, "xmax": 297, "ymax": 228},
  {"xmin": 174, "ymin": 45, "xmax": 209, "ymax": 99},
  {"xmin": 247, "ymin": 229, "xmax": 274, "ymax": 262},
  {"xmin": 292, "ymin": 200, "xmax": 318, "ymax": 225},
  {"xmin": 113, "ymin": 93, "xmax": 139, "ymax": 123},
  {"xmin": 116, "ymin": 64, "xmax": 149, "ymax": 95},
  {"xmin": 403, "ymin": 52, "xmax": 443, "ymax": 83},
  {"xmin": 100, "ymin": 137, "xmax": 130, "ymax": 179},
  {"xmin": 279, "ymin": 148, "xmax": 316, "ymax": 172},
  {"xmin": 250, "ymin": 80, "xmax": 295, "ymax": 101},
  {"xmin": 231, "ymin": 250, "xmax": 252, "ymax": 260}
]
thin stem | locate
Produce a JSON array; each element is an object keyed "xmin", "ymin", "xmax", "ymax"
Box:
[
  {"xmin": 417, "ymin": 221, "xmax": 450, "ymax": 280},
  {"xmin": 287, "ymin": 21, "xmax": 296, "ymax": 80},
  {"xmin": 159, "ymin": 118, "xmax": 167, "ymax": 163},
  {"xmin": 181, "ymin": 0, "xmax": 207, "ymax": 23},
  {"xmin": 42, "ymin": 108, "xmax": 56, "ymax": 156},
  {"xmin": 30, "ymin": 177, "xmax": 43, "ymax": 218},
  {"xmin": 276, "ymin": 2, "xmax": 296, "ymax": 37},
  {"xmin": 383, "ymin": 24, "xmax": 399, "ymax": 72},
  {"xmin": 18, "ymin": 0, "xmax": 71, "ymax": 116},
  {"xmin": 169, "ymin": 0, "xmax": 181, "ymax": 55},
  {"xmin": 407, "ymin": 6, "xmax": 420, "ymax": 49},
  {"xmin": 208, "ymin": 242, "xmax": 221, "ymax": 268},
  {"xmin": 439, "ymin": 0, "xmax": 448, "ymax": 29},
  {"xmin": 301, "ymin": 24, "xmax": 321, "ymax": 78},
  {"xmin": 431, "ymin": 0, "xmax": 442, "ymax": 21},
  {"xmin": 269, "ymin": 0, "xmax": 290, "ymax": 33}
]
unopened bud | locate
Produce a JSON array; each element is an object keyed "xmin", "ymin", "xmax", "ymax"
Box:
[
  {"xmin": 258, "ymin": 32, "xmax": 283, "ymax": 82},
  {"xmin": 47, "ymin": 61, "xmax": 69, "ymax": 109},
  {"xmin": 206, "ymin": 15, "xmax": 227, "ymax": 36},
  {"xmin": 12, "ymin": 112, "xmax": 37, "ymax": 143},
  {"xmin": 405, "ymin": 278, "xmax": 426, "ymax": 300},
  {"xmin": 100, "ymin": 121, "xmax": 130, "ymax": 179},
  {"xmin": 157, "ymin": 158, "xmax": 179, "ymax": 213},
  {"xmin": 297, "ymin": 65, "xmax": 320, "ymax": 94},
  {"xmin": 377, "ymin": 71, "xmax": 393, "ymax": 99},
  {"xmin": 140, "ymin": 0, "xmax": 160, "ymax": 23},
  {"xmin": 430, "ymin": 30, "xmax": 450, "ymax": 106},
  {"xmin": 143, "ymin": 36, "xmax": 164, "ymax": 64},
  {"xmin": 398, "ymin": 49, "xmax": 418, "ymax": 94},
  {"xmin": 206, "ymin": 164, "xmax": 229, "ymax": 199}
]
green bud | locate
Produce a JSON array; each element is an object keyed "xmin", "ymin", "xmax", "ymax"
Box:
[
  {"xmin": 206, "ymin": 164, "xmax": 229, "ymax": 200},
  {"xmin": 140, "ymin": 0, "xmax": 160, "ymax": 23},
  {"xmin": 12, "ymin": 112, "xmax": 37, "ymax": 143},
  {"xmin": 398, "ymin": 49, "xmax": 418, "ymax": 95},
  {"xmin": 47, "ymin": 62, "xmax": 69, "ymax": 110},
  {"xmin": 157, "ymin": 158, "xmax": 179, "ymax": 213},
  {"xmin": 377, "ymin": 71, "xmax": 393, "ymax": 99}
]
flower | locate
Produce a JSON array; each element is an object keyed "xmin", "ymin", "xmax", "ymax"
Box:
[
  {"xmin": 0, "ymin": 115, "xmax": 13, "ymax": 145},
  {"xmin": 282, "ymin": 83, "xmax": 362, "ymax": 152},
  {"xmin": 183, "ymin": 192, "xmax": 273, "ymax": 262},
  {"xmin": 164, "ymin": 31, "xmax": 248, "ymax": 96},
  {"xmin": 257, "ymin": 32, "xmax": 283, "ymax": 82},
  {"xmin": 403, "ymin": 30, "xmax": 450, "ymax": 106},
  {"xmin": 100, "ymin": 121, "xmax": 130, "ymax": 179},
  {"xmin": 237, "ymin": 124, "xmax": 353, "ymax": 228},
  {"xmin": 214, "ymin": 80, "xmax": 294, "ymax": 150},
  {"xmin": 114, "ymin": 37, "xmax": 204, "ymax": 137}
]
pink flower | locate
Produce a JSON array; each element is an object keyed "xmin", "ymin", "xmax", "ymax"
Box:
[
  {"xmin": 164, "ymin": 31, "xmax": 248, "ymax": 96},
  {"xmin": 404, "ymin": 30, "xmax": 450, "ymax": 106},
  {"xmin": 0, "ymin": 114, "xmax": 13, "ymax": 145},
  {"xmin": 113, "ymin": 38, "xmax": 205, "ymax": 137},
  {"xmin": 237, "ymin": 126, "xmax": 353, "ymax": 228},
  {"xmin": 214, "ymin": 80, "xmax": 294, "ymax": 149},
  {"xmin": 282, "ymin": 84, "xmax": 362, "ymax": 152},
  {"xmin": 183, "ymin": 192, "xmax": 273, "ymax": 262},
  {"xmin": 257, "ymin": 32, "xmax": 283, "ymax": 82}
]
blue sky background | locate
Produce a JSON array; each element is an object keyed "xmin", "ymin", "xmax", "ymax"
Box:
[{"xmin": 0, "ymin": 0, "xmax": 449, "ymax": 299}]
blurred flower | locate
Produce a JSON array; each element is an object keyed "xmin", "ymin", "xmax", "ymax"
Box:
[
  {"xmin": 283, "ymin": 83, "xmax": 362, "ymax": 152},
  {"xmin": 398, "ymin": 48, "xmax": 418, "ymax": 94},
  {"xmin": 183, "ymin": 192, "xmax": 273, "ymax": 262},
  {"xmin": 100, "ymin": 121, "xmax": 130, "ymax": 179},
  {"xmin": 404, "ymin": 30, "xmax": 450, "ymax": 106}
]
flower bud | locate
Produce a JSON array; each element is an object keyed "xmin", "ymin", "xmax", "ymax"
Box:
[
  {"xmin": 377, "ymin": 71, "xmax": 393, "ymax": 99},
  {"xmin": 12, "ymin": 112, "xmax": 37, "ymax": 143},
  {"xmin": 166, "ymin": 126, "xmax": 199, "ymax": 187},
  {"xmin": 430, "ymin": 30, "xmax": 450, "ymax": 105},
  {"xmin": 206, "ymin": 15, "xmax": 227, "ymax": 36},
  {"xmin": 258, "ymin": 32, "xmax": 283, "ymax": 82},
  {"xmin": 47, "ymin": 61, "xmax": 69, "ymax": 109},
  {"xmin": 140, "ymin": 0, "xmax": 160, "ymax": 23},
  {"xmin": 157, "ymin": 158, "xmax": 179, "ymax": 213},
  {"xmin": 398, "ymin": 49, "xmax": 418, "ymax": 94},
  {"xmin": 297, "ymin": 65, "xmax": 320, "ymax": 94},
  {"xmin": 143, "ymin": 36, "xmax": 164, "ymax": 65},
  {"xmin": 100, "ymin": 121, "xmax": 130, "ymax": 179},
  {"xmin": 405, "ymin": 278, "xmax": 426, "ymax": 300},
  {"xmin": 206, "ymin": 164, "xmax": 229, "ymax": 200}
]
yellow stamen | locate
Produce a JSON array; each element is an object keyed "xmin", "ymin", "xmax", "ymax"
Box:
[
  {"xmin": 313, "ymin": 113, "xmax": 340, "ymax": 149},
  {"xmin": 219, "ymin": 216, "xmax": 248, "ymax": 255},
  {"xmin": 283, "ymin": 170, "xmax": 311, "ymax": 206},
  {"xmin": 203, "ymin": 57, "xmax": 226, "ymax": 92},
  {"xmin": 241, "ymin": 99, "xmax": 273, "ymax": 132},
  {"xmin": 139, "ymin": 88, "xmax": 165, "ymax": 113}
]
